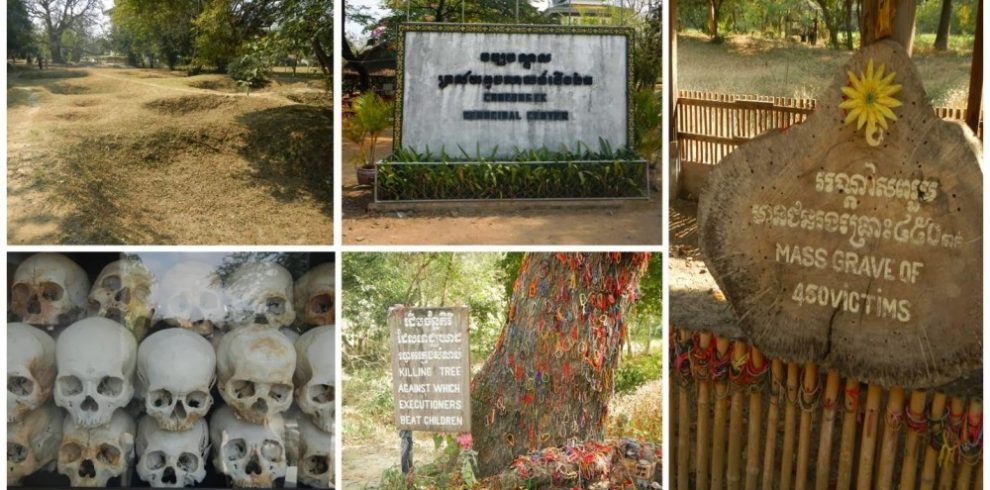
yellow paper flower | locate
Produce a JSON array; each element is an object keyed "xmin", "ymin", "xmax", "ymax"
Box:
[{"xmin": 839, "ymin": 59, "xmax": 902, "ymax": 146}]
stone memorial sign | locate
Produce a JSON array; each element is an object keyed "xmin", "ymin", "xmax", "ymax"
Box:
[
  {"xmin": 698, "ymin": 41, "xmax": 982, "ymax": 388},
  {"xmin": 395, "ymin": 23, "xmax": 632, "ymax": 156},
  {"xmin": 389, "ymin": 306, "xmax": 471, "ymax": 432}
]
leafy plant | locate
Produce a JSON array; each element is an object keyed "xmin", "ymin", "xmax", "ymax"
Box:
[
  {"xmin": 347, "ymin": 92, "xmax": 393, "ymax": 169},
  {"xmin": 228, "ymin": 50, "xmax": 272, "ymax": 92}
]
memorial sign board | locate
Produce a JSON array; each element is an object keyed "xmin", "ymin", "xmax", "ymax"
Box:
[
  {"xmin": 395, "ymin": 23, "xmax": 633, "ymax": 156},
  {"xmin": 698, "ymin": 41, "xmax": 982, "ymax": 388},
  {"xmin": 389, "ymin": 306, "xmax": 471, "ymax": 432}
]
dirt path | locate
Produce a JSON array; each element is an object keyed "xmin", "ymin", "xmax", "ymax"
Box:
[
  {"xmin": 7, "ymin": 65, "xmax": 332, "ymax": 244},
  {"xmin": 341, "ymin": 128, "xmax": 663, "ymax": 246}
]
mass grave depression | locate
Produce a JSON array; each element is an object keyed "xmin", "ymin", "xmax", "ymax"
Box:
[
  {"xmin": 697, "ymin": 40, "xmax": 982, "ymax": 389},
  {"xmin": 389, "ymin": 306, "xmax": 472, "ymax": 433},
  {"xmin": 375, "ymin": 23, "xmax": 648, "ymax": 202}
]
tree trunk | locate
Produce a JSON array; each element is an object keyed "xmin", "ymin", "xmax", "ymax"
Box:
[
  {"xmin": 48, "ymin": 31, "xmax": 63, "ymax": 64},
  {"xmin": 934, "ymin": 0, "xmax": 952, "ymax": 50},
  {"xmin": 312, "ymin": 38, "xmax": 331, "ymax": 76},
  {"xmin": 469, "ymin": 252, "xmax": 652, "ymax": 476},
  {"xmin": 845, "ymin": 0, "xmax": 855, "ymax": 49},
  {"xmin": 708, "ymin": 0, "xmax": 721, "ymax": 40}
]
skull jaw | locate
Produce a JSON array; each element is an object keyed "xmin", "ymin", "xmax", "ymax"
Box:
[
  {"xmin": 7, "ymin": 399, "xmax": 38, "ymax": 423},
  {"xmin": 14, "ymin": 307, "xmax": 82, "ymax": 328}
]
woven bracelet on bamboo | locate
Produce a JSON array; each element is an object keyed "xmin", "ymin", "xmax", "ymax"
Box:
[
  {"xmin": 798, "ymin": 375, "xmax": 823, "ymax": 412},
  {"xmin": 904, "ymin": 406, "xmax": 929, "ymax": 433},
  {"xmin": 844, "ymin": 383, "xmax": 861, "ymax": 413}
]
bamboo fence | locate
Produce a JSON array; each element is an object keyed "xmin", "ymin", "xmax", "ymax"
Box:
[
  {"xmin": 670, "ymin": 328, "xmax": 983, "ymax": 490},
  {"xmin": 675, "ymin": 90, "xmax": 984, "ymax": 167}
]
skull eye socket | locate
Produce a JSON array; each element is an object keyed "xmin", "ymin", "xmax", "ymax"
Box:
[
  {"xmin": 101, "ymin": 275, "xmax": 122, "ymax": 292},
  {"xmin": 149, "ymin": 389, "xmax": 174, "ymax": 408},
  {"xmin": 224, "ymin": 439, "xmax": 247, "ymax": 461},
  {"xmin": 260, "ymin": 440, "xmax": 283, "ymax": 461},
  {"xmin": 145, "ymin": 450, "xmax": 166, "ymax": 470},
  {"xmin": 308, "ymin": 384, "xmax": 334, "ymax": 404},
  {"xmin": 177, "ymin": 452, "xmax": 199, "ymax": 472},
  {"xmin": 11, "ymin": 283, "xmax": 30, "ymax": 303},
  {"xmin": 230, "ymin": 380, "xmax": 255, "ymax": 399},
  {"xmin": 269, "ymin": 384, "xmax": 292, "ymax": 402},
  {"xmin": 186, "ymin": 390, "xmax": 209, "ymax": 409},
  {"xmin": 40, "ymin": 282, "xmax": 64, "ymax": 301},
  {"xmin": 8, "ymin": 375, "xmax": 35, "ymax": 396},
  {"xmin": 98, "ymin": 444, "xmax": 121, "ymax": 466},
  {"xmin": 97, "ymin": 376, "xmax": 124, "ymax": 396},
  {"xmin": 308, "ymin": 294, "xmax": 333, "ymax": 315},
  {"xmin": 60, "ymin": 442, "xmax": 83, "ymax": 463},
  {"xmin": 304, "ymin": 455, "xmax": 329, "ymax": 475},
  {"xmin": 8, "ymin": 443, "xmax": 28, "ymax": 463},
  {"xmin": 265, "ymin": 297, "xmax": 285, "ymax": 315},
  {"xmin": 58, "ymin": 375, "xmax": 83, "ymax": 396},
  {"xmin": 132, "ymin": 286, "xmax": 151, "ymax": 301}
]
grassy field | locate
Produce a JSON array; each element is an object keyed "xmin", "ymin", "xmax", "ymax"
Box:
[
  {"xmin": 7, "ymin": 63, "xmax": 332, "ymax": 244},
  {"xmin": 677, "ymin": 30, "xmax": 974, "ymax": 107}
]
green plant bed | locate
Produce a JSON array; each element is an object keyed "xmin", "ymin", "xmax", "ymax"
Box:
[{"xmin": 375, "ymin": 160, "xmax": 649, "ymax": 201}]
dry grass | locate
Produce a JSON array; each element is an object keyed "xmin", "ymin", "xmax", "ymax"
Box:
[
  {"xmin": 606, "ymin": 380, "xmax": 662, "ymax": 443},
  {"xmin": 7, "ymin": 65, "xmax": 332, "ymax": 244},
  {"xmin": 678, "ymin": 31, "xmax": 973, "ymax": 107}
]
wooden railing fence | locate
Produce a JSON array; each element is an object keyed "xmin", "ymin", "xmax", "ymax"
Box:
[
  {"xmin": 670, "ymin": 328, "xmax": 983, "ymax": 490},
  {"xmin": 675, "ymin": 90, "xmax": 983, "ymax": 167}
]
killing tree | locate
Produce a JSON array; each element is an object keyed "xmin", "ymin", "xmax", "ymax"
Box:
[{"xmin": 469, "ymin": 252, "xmax": 652, "ymax": 476}]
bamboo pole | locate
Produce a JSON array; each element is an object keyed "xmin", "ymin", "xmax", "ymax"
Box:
[
  {"xmin": 855, "ymin": 385, "xmax": 883, "ymax": 489},
  {"xmin": 835, "ymin": 378, "xmax": 860, "ymax": 490},
  {"xmin": 677, "ymin": 332, "xmax": 691, "ymax": 490},
  {"xmin": 899, "ymin": 390, "xmax": 929, "ymax": 489},
  {"xmin": 744, "ymin": 348, "xmax": 766, "ymax": 490},
  {"xmin": 795, "ymin": 363, "xmax": 818, "ymax": 490},
  {"xmin": 712, "ymin": 336, "xmax": 732, "ymax": 490},
  {"xmin": 814, "ymin": 370, "xmax": 841, "ymax": 490},
  {"xmin": 938, "ymin": 398, "xmax": 967, "ymax": 489},
  {"xmin": 696, "ymin": 332, "xmax": 713, "ymax": 490},
  {"xmin": 953, "ymin": 401, "xmax": 982, "ymax": 490},
  {"xmin": 973, "ymin": 461, "xmax": 982, "ymax": 490},
  {"xmin": 727, "ymin": 341, "xmax": 749, "ymax": 490},
  {"xmin": 920, "ymin": 393, "xmax": 949, "ymax": 490},
  {"xmin": 780, "ymin": 362, "xmax": 800, "ymax": 490},
  {"xmin": 875, "ymin": 387, "xmax": 905, "ymax": 490},
  {"xmin": 835, "ymin": 378, "xmax": 861, "ymax": 490},
  {"xmin": 762, "ymin": 359, "xmax": 785, "ymax": 490}
]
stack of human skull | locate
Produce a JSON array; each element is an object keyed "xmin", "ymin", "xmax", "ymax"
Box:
[{"xmin": 7, "ymin": 254, "xmax": 336, "ymax": 488}]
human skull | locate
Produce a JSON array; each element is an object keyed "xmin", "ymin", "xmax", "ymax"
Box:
[
  {"xmin": 210, "ymin": 405, "xmax": 287, "ymax": 488},
  {"xmin": 54, "ymin": 318, "xmax": 137, "ymax": 428},
  {"xmin": 217, "ymin": 326, "xmax": 296, "ymax": 424},
  {"xmin": 57, "ymin": 409, "xmax": 135, "ymax": 487},
  {"xmin": 294, "ymin": 326, "xmax": 334, "ymax": 433},
  {"xmin": 136, "ymin": 416, "xmax": 209, "ymax": 488},
  {"xmin": 297, "ymin": 415, "xmax": 334, "ymax": 489},
  {"xmin": 293, "ymin": 263, "xmax": 335, "ymax": 327},
  {"xmin": 226, "ymin": 262, "xmax": 295, "ymax": 329},
  {"xmin": 155, "ymin": 262, "xmax": 226, "ymax": 336},
  {"xmin": 7, "ymin": 323, "xmax": 57, "ymax": 422},
  {"xmin": 11, "ymin": 253, "xmax": 90, "ymax": 326},
  {"xmin": 137, "ymin": 329, "xmax": 215, "ymax": 431},
  {"xmin": 7, "ymin": 402, "xmax": 63, "ymax": 485},
  {"xmin": 88, "ymin": 258, "xmax": 154, "ymax": 340}
]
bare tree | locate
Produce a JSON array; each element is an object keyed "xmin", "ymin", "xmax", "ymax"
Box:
[{"xmin": 25, "ymin": 0, "xmax": 101, "ymax": 64}]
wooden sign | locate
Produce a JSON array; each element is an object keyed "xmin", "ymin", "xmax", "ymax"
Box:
[
  {"xmin": 698, "ymin": 41, "xmax": 982, "ymax": 388},
  {"xmin": 389, "ymin": 306, "xmax": 471, "ymax": 432}
]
